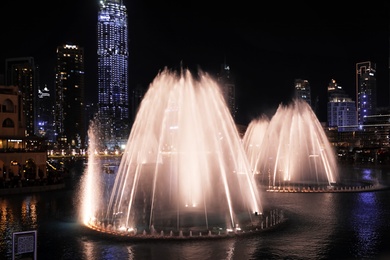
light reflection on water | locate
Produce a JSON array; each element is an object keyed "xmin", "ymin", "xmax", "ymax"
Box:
[
  {"xmin": 348, "ymin": 191, "xmax": 383, "ymax": 258},
  {"xmin": 0, "ymin": 163, "xmax": 390, "ymax": 259},
  {"xmin": 362, "ymin": 168, "xmax": 374, "ymax": 181},
  {"xmin": 0, "ymin": 195, "xmax": 40, "ymax": 258},
  {"xmin": 21, "ymin": 196, "xmax": 38, "ymax": 229}
]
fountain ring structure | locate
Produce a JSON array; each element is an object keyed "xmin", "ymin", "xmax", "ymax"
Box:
[{"xmin": 83, "ymin": 208, "xmax": 286, "ymax": 241}]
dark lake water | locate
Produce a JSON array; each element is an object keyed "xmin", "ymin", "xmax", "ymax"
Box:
[{"xmin": 1, "ymin": 161, "xmax": 390, "ymax": 260}]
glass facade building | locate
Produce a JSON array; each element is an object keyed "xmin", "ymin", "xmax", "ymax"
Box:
[
  {"xmin": 97, "ymin": 0, "xmax": 129, "ymax": 151},
  {"xmin": 327, "ymin": 79, "xmax": 357, "ymax": 132}
]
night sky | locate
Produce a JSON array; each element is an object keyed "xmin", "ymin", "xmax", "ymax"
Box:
[{"xmin": 1, "ymin": 0, "xmax": 389, "ymax": 125}]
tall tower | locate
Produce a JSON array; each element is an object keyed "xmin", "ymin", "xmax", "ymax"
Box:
[
  {"xmin": 55, "ymin": 44, "xmax": 85, "ymax": 150},
  {"xmin": 356, "ymin": 61, "xmax": 377, "ymax": 127},
  {"xmin": 97, "ymin": 0, "xmax": 129, "ymax": 151},
  {"xmin": 5, "ymin": 57, "xmax": 37, "ymax": 137}
]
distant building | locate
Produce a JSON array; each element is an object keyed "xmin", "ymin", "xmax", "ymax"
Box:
[
  {"xmin": 356, "ymin": 61, "xmax": 377, "ymax": 127},
  {"xmin": 359, "ymin": 113, "xmax": 390, "ymax": 148},
  {"xmin": 327, "ymin": 79, "xmax": 357, "ymax": 132},
  {"xmin": 97, "ymin": 0, "xmax": 129, "ymax": 151},
  {"xmin": 37, "ymin": 84, "xmax": 55, "ymax": 143},
  {"xmin": 5, "ymin": 57, "xmax": 38, "ymax": 137},
  {"xmin": 294, "ymin": 79, "xmax": 312, "ymax": 108},
  {"xmin": 217, "ymin": 62, "xmax": 236, "ymax": 119},
  {"xmin": 54, "ymin": 44, "xmax": 85, "ymax": 150}
]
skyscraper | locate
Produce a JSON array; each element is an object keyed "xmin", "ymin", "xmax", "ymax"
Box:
[
  {"xmin": 97, "ymin": 0, "xmax": 129, "ymax": 151},
  {"xmin": 5, "ymin": 57, "xmax": 37, "ymax": 137},
  {"xmin": 356, "ymin": 61, "xmax": 377, "ymax": 127},
  {"xmin": 54, "ymin": 44, "xmax": 85, "ymax": 150}
]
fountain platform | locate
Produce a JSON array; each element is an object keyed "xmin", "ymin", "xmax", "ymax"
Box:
[
  {"xmin": 265, "ymin": 183, "xmax": 389, "ymax": 193},
  {"xmin": 83, "ymin": 209, "xmax": 286, "ymax": 241}
]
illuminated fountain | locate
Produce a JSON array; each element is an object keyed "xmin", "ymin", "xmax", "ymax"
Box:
[
  {"xmin": 79, "ymin": 68, "xmax": 277, "ymax": 239},
  {"xmin": 243, "ymin": 99, "xmax": 339, "ymax": 191}
]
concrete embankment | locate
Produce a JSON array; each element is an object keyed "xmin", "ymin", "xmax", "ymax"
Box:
[{"xmin": 0, "ymin": 183, "xmax": 66, "ymax": 196}]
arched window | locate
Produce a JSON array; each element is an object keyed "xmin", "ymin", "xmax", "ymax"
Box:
[
  {"xmin": 2, "ymin": 118, "xmax": 14, "ymax": 128},
  {"xmin": 2, "ymin": 99, "xmax": 14, "ymax": 113}
]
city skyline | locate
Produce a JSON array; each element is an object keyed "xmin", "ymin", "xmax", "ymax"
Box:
[{"xmin": 1, "ymin": 0, "xmax": 389, "ymax": 125}]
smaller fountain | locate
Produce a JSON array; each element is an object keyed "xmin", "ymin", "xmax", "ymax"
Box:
[{"xmin": 243, "ymin": 99, "xmax": 339, "ymax": 192}]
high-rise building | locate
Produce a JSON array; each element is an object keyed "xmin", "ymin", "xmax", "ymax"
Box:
[
  {"xmin": 54, "ymin": 44, "xmax": 85, "ymax": 150},
  {"xmin": 5, "ymin": 57, "xmax": 38, "ymax": 137},
  {"xmin": 327, "ymin": 79, "xmax": 357, "ymax": 131},
  {"xmin": 356, "ymin": 61, "xmax": 377, "ymax": 127},
  {"xmin": 97, "ymin": 0, "xmax": 129, "ymax": 151},
  {"xmin": 294, "ymin": 79, "xmax": 311, "ymax": 107},
  {"xmin": 217, "ymin": 62, "xmax": 236, "ymax": 119}
]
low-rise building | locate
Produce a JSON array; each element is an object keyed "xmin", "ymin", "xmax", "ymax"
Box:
[{"xmin": 0, "ymin": 85, "xmax": 47, "ymax": 187}]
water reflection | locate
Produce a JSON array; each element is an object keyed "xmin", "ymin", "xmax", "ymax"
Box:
[
  {"xmin": 21, "ymin": 196, "xmax": 38, "ymax": 228},
  {"xmin": 76, "ymin": 235, "xmax": 261, "ymax": 260},
  {"xmin": 0, "ymin": 165, "xmax": 390, "ymax": 259},
  {"xmin": 350, "ymin": 192, "xmax": 382, "ymax": 258},
  {"xmin": 80, "ymin": 240, "xmax": 95, "ymax": 260}
]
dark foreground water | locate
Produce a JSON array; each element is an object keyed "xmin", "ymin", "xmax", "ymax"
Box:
[{"xmin": 1, "ymin": 162, "xmax": 390, "ymax": 260}]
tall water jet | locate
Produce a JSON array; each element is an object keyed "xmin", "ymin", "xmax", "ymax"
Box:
[
  {"xmin": 79, "ymin": 120, "xmax": 103, "ymax": 225},
  {"xmin": 242, "ymin": 115, "xmax": 269, "ymax": 175},
  {"xmin": 243, "ymin": 99, "xmax": 339, "ymax": 189},
  {"xmin": 82, "ymin": 68, "xmax": 262, "ymax": 236}
]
